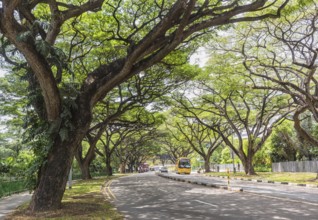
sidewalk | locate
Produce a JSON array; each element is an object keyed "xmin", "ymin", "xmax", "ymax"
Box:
[{"xmin": 0, "ymin": 192, "xmax": 32, "ymax": 220}]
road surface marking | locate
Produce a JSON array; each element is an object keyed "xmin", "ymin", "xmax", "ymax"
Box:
[
  {"xmin": 245, "ymin": 191, "xmax": 318, "ymax": 207},
  {"xmin": 158, "ymin": 188, "xmax": 168, "ymax": 193},
  {"xmin": 194, "ymin": 200, "xmax": 218, "ymax": 207},
  {"xmin": 107, "ymin": 180, "xmax": 117, "ymax": 200},
  {"xmin": 102, "ymin": 181, "xmax": 111, "ymax": 199},
  {"xmin": 103, "ymin": 179, "xmax": 117, "ymax": 200}
]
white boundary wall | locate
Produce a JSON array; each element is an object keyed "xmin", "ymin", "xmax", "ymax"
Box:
[
  {"xmin": 211, "ymin": 163, "xmax": 244, "ymax": 172},
  {"xmin": 272, "ymin": 161, "xmax": 318, "ymax": 172}
]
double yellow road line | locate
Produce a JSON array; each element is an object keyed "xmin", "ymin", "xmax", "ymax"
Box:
[{"xmin": 102, "ymin": 179, "xmax": 117, "ymax": 200}]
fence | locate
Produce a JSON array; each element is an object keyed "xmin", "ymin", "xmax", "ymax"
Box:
[
  {"xmin": 0, "ymin": 171, "xmax": 109, "ymax": 198},
  {"xmin": 272, "ymin": 160, "xmax": 318, "ymax": 172},
  {"xmin": 0, "ymin": 179, "xmax": 27, "ymax": 198},
  {"xmin": 210, "ymin": 163, "xmax": 244, "ymax": 172}
]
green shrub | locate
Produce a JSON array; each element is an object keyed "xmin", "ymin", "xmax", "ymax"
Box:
[
  {"xmin": 254, "ymin": 165, "xmax": 271, "ymax": 172},
  {"xmin": 0, "ymin": 180, "xmax": 27, "ymax": 198}
]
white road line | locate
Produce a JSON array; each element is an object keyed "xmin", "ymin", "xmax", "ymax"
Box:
[
  {"xmin": 194, "ymin": 200, "xmax": 218, "ymax": 207},
  {"xmin": 245, "ymin": 191, "xmax": 318, "ymax": 207},
  {"xmin": 108, "ymin": 180, "xmax": 117, "ymax": 200},
  {"xmin": 158, "ymin": 188, "xmax": 168, "ymax": 193}
]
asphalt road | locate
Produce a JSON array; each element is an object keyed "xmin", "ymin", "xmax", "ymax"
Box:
[
  {"xmin": 110, "ymin": 172, "xmax": 318, "ymax": 220},
  {"xmin": 164, "ymin": 173, "xmax": 318, "ymax": 204}
]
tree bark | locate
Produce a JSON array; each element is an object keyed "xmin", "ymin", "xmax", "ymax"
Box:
[
  {"xmin": 243, "ymin": 156, "xmax": 256, "ymax": 175},
  {"xmin": 29, "ymin": 139, "xmax": 77, "ymax": 211},
  {"xmin": 134, "ymin": 165, "xmax": 139, "ymax": 173},
  {"xmin": 105, "ymin": 156, "xmax": 113, "ymax": 176},
  {"xmin": 29, "ymin": 98, "xmax": 92, "ymax": 211},
  {"xmin": 127, "ymin": 163, "xmax": 134, "ymax": 173},
  {"xmin": 78, "ymin": 160, "xmax": 92, "ymax": 180},
  {"xmin": 75, "ymin": 144, "xmax": 95, "ymax": 180},
  {"xmin": 119, "ymin": 163, "xmax": 126, "ymax": 173},
  {"xmin": 204, "ymin": 157, "xmax": 211, "ymax": 173}
]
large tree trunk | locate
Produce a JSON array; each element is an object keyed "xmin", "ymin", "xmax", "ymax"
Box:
[
  {"xmin": 75, "ymin": 145, "xmax": 95, "ymax": 180},
  {"xmin": 79, "ymin": 162, "xmax": 92, "ymax": 180},
  {"xmin": 204, "ymin": 157, "xmax": 211, "ymax": 173},
  {"xmin": 105, "ymin": 156, "xmax": 113, "ymax": 176},
  {"xmin": 29, "ymin": 140, "xmax": 77, "ymax": 211},
  {"xmin": 127, "ymin": 164, "xmax": 133, "ymax": 173},
  {"xmin": 104, "ymin": 143, "xmax": 114, "ymax": 176},
  {"xmin": 135, "ymin": 165, "xmax": 139, "ymax": 173},
  {"xmin": 243, "ymin": 156, "xmax": 256, "ymax": 175},
  {"xmin": 29, "ymin": 103, "xmax": 92, "ymax": 211},
  {"xmin": 119, "ymin": 162, "xmax": 126, "ymax": 173}
]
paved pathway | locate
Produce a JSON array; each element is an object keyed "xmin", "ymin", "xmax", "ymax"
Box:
[{"xmin": 0, "ymin": 192, "xmax": 32, "ymax": 220}]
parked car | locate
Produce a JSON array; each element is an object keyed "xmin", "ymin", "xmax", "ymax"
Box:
[{"xmin": 159, "ymin": 166, "xmax": 168, "ymax": 173}]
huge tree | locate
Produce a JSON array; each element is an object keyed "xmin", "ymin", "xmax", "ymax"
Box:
[
  {"xmin": 175, "ymin": 73, "xmax": 292, "ymax": 174},
  {"xmin": 158, "ymin": 122, "xmax": 194, "ymax": 164},
  {"xmin": 0, "ymin": 0, "xmax": 290, "ymax": 211},
  {"xmin": 270, "ymin": 120, "xmax": 318, "ymax": 162},
  {"xmin": 239, "ymin": 2, "xmax": 318, "ymax": 146},
  {"xmin": 168, "ymin": 115, "xmax": 222, "ymax": 172},
  {"xmin": 75, "ymin": 64, "xmax": 190, "ymax": 179},
  {"xmin": 102, "ymin": 107, "xmax": 159, "ymax": 175},
  {"xmin": 116, "ymin": 128, "xmax": 159, "ymax": 173}
]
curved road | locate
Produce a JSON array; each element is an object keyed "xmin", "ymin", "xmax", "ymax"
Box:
[{"xmin": 110, "ymin": 172, "xmax": 318, "ymax": 220}]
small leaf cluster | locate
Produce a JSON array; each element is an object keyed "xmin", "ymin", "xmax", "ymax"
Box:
[{"xmin": 58, "ymin": 98, "xmax": 78, "ymax": 142}]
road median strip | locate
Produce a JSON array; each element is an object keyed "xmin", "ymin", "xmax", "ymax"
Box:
[
  {"xmin": 159, "ymin": 172, "xmax": 318, "ymax": 191},
  {"xmin": 157, "ymin": 173, "xmax": 243, "ymax": 192},
  {"xmin": 206, "ymin": 174, "xmax": 318, "ymax": 188}
]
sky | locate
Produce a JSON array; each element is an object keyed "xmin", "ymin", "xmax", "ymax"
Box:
[
  {"xmin": 0, "ymin": 68, "xmax": 6, "ymax": 77},
  {"xmin": 189, "ymin": 47, "xmax": 209, "ymax": 67}
]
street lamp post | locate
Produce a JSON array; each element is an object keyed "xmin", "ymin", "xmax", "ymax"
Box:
[
  {"xmin": 197, "ymin": 157, "xmax": 201, "ymax": 169},
  {"xmin": 68, "ymin": 166, "xmax": 72, "ymax": 189},
  {"xmin": 231, "ymin": 132, "xmax": 236, "ymax": 173},
  {"xmin": 231, "ymin": 150, "xmax": 236, "ymax": 173}
]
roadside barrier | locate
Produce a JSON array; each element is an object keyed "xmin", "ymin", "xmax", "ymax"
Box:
[{"xmin": 0, "ymin": 179, "xmax": 27, "ymax": 198}]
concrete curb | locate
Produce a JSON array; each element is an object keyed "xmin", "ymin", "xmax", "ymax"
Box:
[
  {"xmin": 206, "ymin": 175, "xmax": 318, "ymax": 188},
  {"xmin": 157, "ymin": 173, "xmax": 243, "ymax": 192}
]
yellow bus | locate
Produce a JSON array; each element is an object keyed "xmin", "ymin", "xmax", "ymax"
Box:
[{"xmin": 176, "ymin": 157, "xmax": 191, "ymax": 174}]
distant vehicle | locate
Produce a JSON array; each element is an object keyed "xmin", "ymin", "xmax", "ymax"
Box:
[
  {"xmin": 159, "ymin": 166, "xmax": 168, "ymax": 173},
  {"xmin": 149, "ymin": 167, "xmax": 155, "ymax": 171},
  {"xmin": 176, "ymin": 157, "xmax": 191, "ymax": 174},
  {"xmin": 138, "ymin": 163, "xmax": 149, "ymax": 173}
]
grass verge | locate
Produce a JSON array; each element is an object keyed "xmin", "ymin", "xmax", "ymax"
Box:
[
  {"xmin": 205, "ymin": 172, "xmax": 318, "ymax": 185},
  {"xmin": 7, "ymin": 176, "xmax": 123, "ymax": 220}
]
